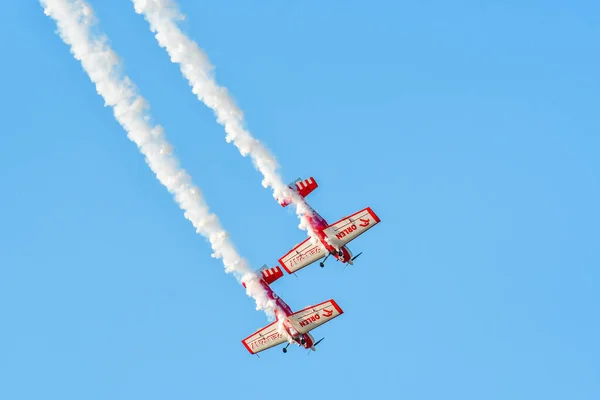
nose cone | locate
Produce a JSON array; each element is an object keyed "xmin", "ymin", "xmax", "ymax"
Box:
[
  {"xmin": 301, "ymin": 334, "xmax": 314, "ymax": 349},
  {"xmin": 337, "ymin": 247, "xmax": 352, "ymax": 263}
]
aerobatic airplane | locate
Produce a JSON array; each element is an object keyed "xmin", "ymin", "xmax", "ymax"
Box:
[
  {"xmin": 241, "ymin": 265, "xmax": 343, "ymax": 355},
  {"xmin": 278, "ymin": 177, "xmax": 381, "ymax": 275}
]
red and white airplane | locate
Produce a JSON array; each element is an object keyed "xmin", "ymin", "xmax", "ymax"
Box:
[
  {"xmin": 278, "ymin": 177, "xmax": 381, "ymax": 275},
  {"xmin": 241, "ymin": 265, "xmax": 343, "ymax": 355}
]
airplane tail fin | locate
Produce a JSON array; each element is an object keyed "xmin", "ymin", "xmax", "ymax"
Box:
[{"xmin": 280, "ymin": 177, "xmax": 318, "ymax": 207}]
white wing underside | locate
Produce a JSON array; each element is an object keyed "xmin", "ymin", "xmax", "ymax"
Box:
[
  {"xmin": 242, "ymin": 322, "xmax": 287, "ymax": 354},
  {"xmin": 278, "ymin": 237, "xmax": 326, "ymax": 274},
  {"xmin": 322, "ymin": 207, "xmax": 381, "ymax": 249}
]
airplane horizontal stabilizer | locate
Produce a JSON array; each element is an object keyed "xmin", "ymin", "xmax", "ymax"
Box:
[
  {"xmin": 280, "ymin": 177, "xmax": 318, "ymax": 207},
  {"xmin": 260, "ymin": 265, "xmax": 284, "ymax": 285}
]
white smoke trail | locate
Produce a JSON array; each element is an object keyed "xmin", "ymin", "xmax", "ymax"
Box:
[
  {"xmin": 131, "ymin": 0, "xmax": 320, "ymax": 244},
  {"xmin": 40, "ymin": 0, "xmax": 276, "ymax": 317}
]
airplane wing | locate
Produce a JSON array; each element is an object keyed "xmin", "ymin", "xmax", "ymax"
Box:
[
  {"xmin": 278, "ymin": 237, "xmax": 326, "ymax": 274},
  {"xmin": 289, "ymin": 299, "xmax": 344, "ymax": 334},
  {"xmin": 323, "ymin": 207, "xmax": 381, "ymax": 248},
  {"xmin": 241, "ymin": 321, "xmax": 287, "ymax": 354}
]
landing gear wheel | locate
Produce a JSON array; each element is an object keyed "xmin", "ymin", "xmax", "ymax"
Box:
[
  {"xmin": 338, "ymin": 250, "xmax": 344, "ymax": 257},
  {"xmin": 300, "ymin": 338, "xmax": 306, "ymax": 345},
  {"xmin": 282, "ymin": 348, "xmax": 287, "ymax": 353},
  {"xmin": 320, "ymin": 262, "xmax": 325, "ymax": 268}
]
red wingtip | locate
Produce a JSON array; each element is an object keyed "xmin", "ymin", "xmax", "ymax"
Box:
[{"xmin": 366, "ymin": 207, "xmax": 381, "ymax": 223}]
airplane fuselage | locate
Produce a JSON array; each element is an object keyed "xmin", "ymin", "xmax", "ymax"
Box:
[
  {"xmin": 258, "ymin": 279, "xmax": 315, "ymax": 349},
  {"xmin": 300, "ymin": 199, "xmax": 353, "ymax": 264}
]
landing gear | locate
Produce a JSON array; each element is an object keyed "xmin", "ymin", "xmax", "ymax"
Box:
[
  {"xmin": 300, "ymin": 338, "xmax": 306, "ymax": 345},
  {"xmin": 283, "ymin": 343, "xmax": 290, "ymax": 353},
  {"xmin": 320, "ymin": 253, "xmax": 331, "ymax": 268},
  {"xmin": 338, "ymin": 250, "xmax": 344, "ymax": 257}
]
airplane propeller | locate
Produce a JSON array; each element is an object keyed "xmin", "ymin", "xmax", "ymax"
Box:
[
  {"xmin": 307, "ymin": 338, "xmax": 325, "ymax": 356},
  {"xmin": 321, "ymin": 250, "xmax": 362, "ymax": 269}
]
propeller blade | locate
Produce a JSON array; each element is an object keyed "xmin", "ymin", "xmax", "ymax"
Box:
[
  {"xmin": 308, "ymin": 338, "xmax": 325, "ymax": 355},
  {"xmin": 351, "ymin": 252, "xmax": 363, "ymax": 261}
]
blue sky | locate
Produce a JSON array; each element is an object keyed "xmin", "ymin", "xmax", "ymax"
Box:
[{"xmin": 2, "ymin": 0, "xmax": 599, "ymax": 399}]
